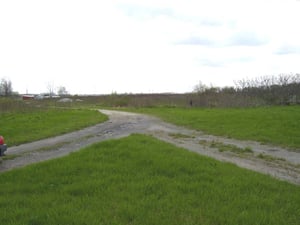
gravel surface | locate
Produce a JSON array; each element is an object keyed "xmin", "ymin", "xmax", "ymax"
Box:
[{"xmin": 1, "ymin": 109, "xmax": 299, "ymax": 185}]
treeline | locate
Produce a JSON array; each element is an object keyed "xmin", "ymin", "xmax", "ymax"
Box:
[
  {"xmin": 1, "ymin": 73, "xmax": 299, "ymax": 109},
  {"xmin": 66, "ymin": 73, "xmax": 300, "ymax": 108},
  {"xmin": 191, "ymin": 73, "xmax": 300, "ymax": 107}
]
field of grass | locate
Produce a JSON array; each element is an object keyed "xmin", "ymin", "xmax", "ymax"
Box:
[
  {"xmin": 127, "ymin": 106, "xmax": 300, "ymax": 149},
  {"xmin": 0, "ymin": 134, "xmax": 299, "ymax": 225},
  {"xmin": 0, "ymin": 108, "xmax": 108, "ymax": 146}
]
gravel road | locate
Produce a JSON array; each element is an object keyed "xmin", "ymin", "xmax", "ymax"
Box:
[{"xmin": 1, "ymin": 109, "xmax": 299, "ymax": 185}]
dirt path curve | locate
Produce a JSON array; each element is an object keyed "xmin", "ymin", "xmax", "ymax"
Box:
[{"xmin": 1, "ymin": 110, "xmax": 299, "ymax": 185}]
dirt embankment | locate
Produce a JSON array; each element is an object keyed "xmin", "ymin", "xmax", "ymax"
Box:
[{"xmin": 1, "ymin": 110, "xmax": 299, "ymax": 185}]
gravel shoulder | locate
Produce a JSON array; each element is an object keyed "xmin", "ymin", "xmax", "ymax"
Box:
[{"xmin": 1, "ymin": 109, "xmax": 299, "ymax": 185}]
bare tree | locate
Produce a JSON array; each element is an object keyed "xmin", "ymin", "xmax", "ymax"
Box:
[
  {"xmin": 234, "ymin": 78, "xmax": 248, "ymax": 90},
  {"xmin": 46, "ymin": 82, "xmax": 55, "ymax": 98},
  {"xmin": 0, "ymin": 78, "xmax": 13, "ymax": 96},
  {"xmin": 234, "ymin": 73, "xmax": 300, "ymax": 105}
]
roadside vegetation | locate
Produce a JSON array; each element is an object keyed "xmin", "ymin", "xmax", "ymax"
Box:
[
  {"xmin": 0, "ymin": 107, "xmax": 107, "ymax": 146},
  {"xmin": 128, "ymin": 106, "xmax": 300, "ymax": 150},
  {"xmin": 199, "ymin": 139, "xmax": 253, "ymax": 154},
  {"xmin": 0, "ymin": 134, "xmax": 299, "ymax": 225}
]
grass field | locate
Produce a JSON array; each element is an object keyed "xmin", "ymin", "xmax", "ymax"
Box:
[
  {"xmin": 127, "ymin": 106, "xmax": 300, "ymax": 150},
  {"xmin": 0, "ymin": 134, "xmax": 299, "ymax": 225},
  {"xmin": 0, "ymin": 108, "xmax": 108, "ymax": 146}
]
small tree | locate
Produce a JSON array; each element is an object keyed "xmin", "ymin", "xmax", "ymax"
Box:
[
  {"xmin": 193, "ymin": 81, "xmax": 208, "ymax": 93},
  {"xmin": 57, "ymin": 86, "xmax": 69, "ymax": 96},
  {"xmin": 0, "ymin": 78, "xmax": 13, "ymax": 96}
]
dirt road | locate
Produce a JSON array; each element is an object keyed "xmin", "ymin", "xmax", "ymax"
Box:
[{"xmin": 1, "ymin": 110, "xmax": 299, "ymax": 185}]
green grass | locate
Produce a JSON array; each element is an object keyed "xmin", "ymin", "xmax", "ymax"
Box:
[
  {"xmin": 126, "ymin": 106, "xmax": 300, "ymax": 150},
  {"xmin": 0, "ymin": 134, "xmax": 299, "ymax": 225},
  {"xmin": 0, "ymin": 108, "xmax": 108, "ymax": 146}
]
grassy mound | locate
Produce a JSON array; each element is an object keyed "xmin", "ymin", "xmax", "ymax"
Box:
[{"xmin": 0, "ymin": 134, "xmax": 299, "ymax": 225}]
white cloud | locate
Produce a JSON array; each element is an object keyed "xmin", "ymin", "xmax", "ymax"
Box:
[
  {"xmin": 275, "ymin": 45, "xmax": 300, "ymax": 55},
  {"xmin": 226, "ymin": 31, "xmax": 269, "ymax": 47}
]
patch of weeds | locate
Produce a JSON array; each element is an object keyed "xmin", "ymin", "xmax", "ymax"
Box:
[
  {"xmin": 257, "ymin": 153, "xmax": 286, "ymax": 162},
  {"xmin": 2, "ymin": 154, "xmax": 20, "ymax": 160},
  {"xmin": 208, "ymin": 140, "xmax": 253, "ymax": 154},
  {"xmin": 169, "ymin": 133, "xmax": 194, "ymax": 139},
  {"xmin": 209, "ymin": 140, "xmax": 219, "ymax": 148},
  {"xmin": 85, "ymin": 134, "xmax": 95, "ymax": 139},
  {"xmin": 199, "ymin": 140, "xmax": 209, "ymax": 145},
  {"xmin": 244, "ymin": 146, "xmax": 253, "ymax": 153},
  {"xmin": 198, "ymin": 140, "xmax": 211, "ymax": 149}
]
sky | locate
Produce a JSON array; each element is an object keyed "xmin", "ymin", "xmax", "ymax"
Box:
[{"xmin": 1, "ymin": 0, "xmax": 300, "ymax": 95}]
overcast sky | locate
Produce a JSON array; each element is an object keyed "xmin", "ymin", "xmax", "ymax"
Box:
[{"xmin": 1, "ymin": 0, "xmax": 300, "ymax": 95}]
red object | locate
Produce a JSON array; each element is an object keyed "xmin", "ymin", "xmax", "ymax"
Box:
[
  {"xmin": 22, "ymin": 95, "xmax": 35, "ymax": 100},
  {"xmin": 0, "ymin": 136, "xmax": 4, "ymax": 145}
]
